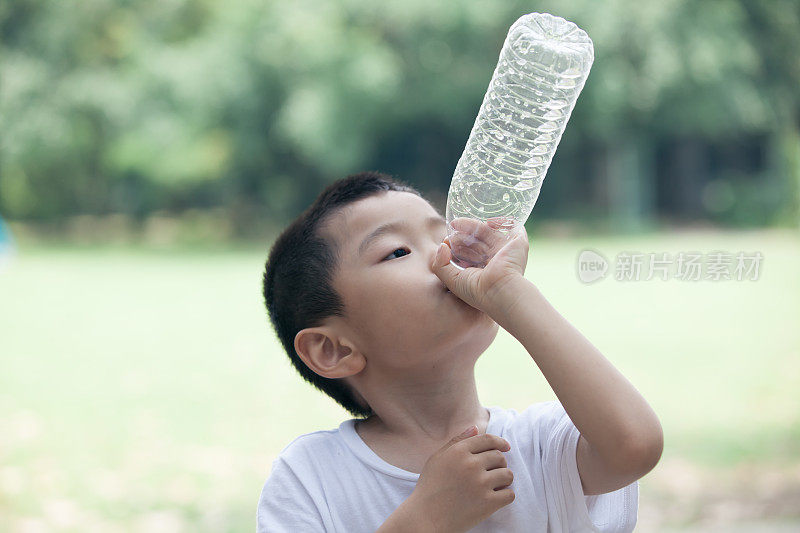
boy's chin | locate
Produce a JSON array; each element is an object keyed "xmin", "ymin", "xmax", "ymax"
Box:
[
  {"xmin": 449, "ymin": 318, "xmax": 499, "ymax": 358},
  {"xmin": 470, "ymin": 305, "xmax": 499, "ymax": 326},
  {"xmin": 450, "ymin": 301, "xmax": 498, "ymax": 324}
]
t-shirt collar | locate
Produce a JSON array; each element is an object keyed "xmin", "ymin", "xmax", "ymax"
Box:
[{"xmin": 338, "ymin": 406, "xmax": 505, "ymax": 481}]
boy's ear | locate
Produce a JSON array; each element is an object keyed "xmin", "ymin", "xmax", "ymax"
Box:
[{"xmin": 294, "ymin": 327, "xmax": 365, "ymax": 379}]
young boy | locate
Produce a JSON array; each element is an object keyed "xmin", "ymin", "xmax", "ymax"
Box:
[{"xmin": 258, "ymin": 172, "xmax": 662, "ymax": 532}]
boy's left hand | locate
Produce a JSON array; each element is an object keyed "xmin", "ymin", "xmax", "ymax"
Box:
[{"xmin": 432, "ymin": 217, "xmax": 529, "ymax": 315}]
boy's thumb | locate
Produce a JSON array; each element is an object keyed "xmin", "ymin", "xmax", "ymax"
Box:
[
  {"xmin": 439, "ymin": 425, "xmax": 477, "ymax": 453},
  {"xmin": 452, "ymin": 425, "xmax": 477, "ymax": 443},
  {"xmin": 432, "ymin": 243, "xmax": 460, "ymax": 283},
  {"xmin": 460, "ymin": 425, "xmax": 478, "ymax": 437}
]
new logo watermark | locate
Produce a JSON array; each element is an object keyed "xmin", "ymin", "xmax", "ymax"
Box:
[
  {"xmin": 577, "ymin": 249, "xmax": 609, "ymax": 284},
  {"xmin": 576, "ymin": 249, "xmax": 763, "ymax": 283}
]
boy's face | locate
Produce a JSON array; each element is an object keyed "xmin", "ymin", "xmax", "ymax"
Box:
[{"xmin": 320, "ymin": 191, "xmax": 499, "ymax": 372}]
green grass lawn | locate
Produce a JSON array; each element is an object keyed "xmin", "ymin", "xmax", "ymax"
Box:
[{"xmin": 1, "ymin": 228, "xmax": 798, "ymax": 531}]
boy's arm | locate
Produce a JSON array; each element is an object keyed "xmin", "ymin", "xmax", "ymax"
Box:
[
  {"xmin": 486, "ymin": 278, "xmax": 663, "ymax": 495},
  {"xmin": 433, "ymin": 224, "xmax": 662, "ymax": 496}
]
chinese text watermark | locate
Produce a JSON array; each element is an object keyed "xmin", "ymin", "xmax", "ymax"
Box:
[{"xmin": 576, "ymin": 249, "xmax": 763, "ymax": 284}]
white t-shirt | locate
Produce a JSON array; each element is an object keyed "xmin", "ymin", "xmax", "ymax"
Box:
[{"xmin": 257, "ymin": 401, "xmax": 638, "ymax": 532}]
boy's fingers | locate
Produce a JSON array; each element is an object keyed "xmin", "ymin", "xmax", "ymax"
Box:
[
  {"xmin": 448, "ymin": 236, "xmax": 490, "ymax": 265},
  {"xmin": 466, "ymin": 434, "xmax": 511, "ymax": 454},
  {"xmin": 432, "ymin": 243, "xmax": 481, "ymax": 299},
  {"xmin": 442, "ymin": 425, "xmax": 478, "ymax": 450},
  {"xmin": 450, "ymin": 217, "xmax": 514, "ymax": 251},
  {"xmin": 486, "ymin": 216, "xmax": 516, "ymax": 231},
  {"xmin": 432, "ymin": 243, "xmax": 461, "ymax": 285}
]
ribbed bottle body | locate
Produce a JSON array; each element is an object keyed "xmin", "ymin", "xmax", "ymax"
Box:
[{"xmin": 446, "ymin": 13, "xmax": 593, "ymax": 268}]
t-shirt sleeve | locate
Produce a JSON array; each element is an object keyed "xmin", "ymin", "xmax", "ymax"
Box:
[
  {"xmin": 534, "ymin": 401, "xmax": 639, "ymax": 533},
  {"xmin": 257, "ymin": 457, "xmax": 327, "ymax": 533}
]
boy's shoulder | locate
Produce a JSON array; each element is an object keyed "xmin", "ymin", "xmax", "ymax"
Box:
[
  {"xmin": 273, "ymin": 401, "xmax": 568, "ymax": 465},
  {"xmin": 497, "ymin": 400, "xmax": 569, "ymax": 431},
  {"xmin": 277, "ymin": 426, "xmax": 344, "ymax": 459}
]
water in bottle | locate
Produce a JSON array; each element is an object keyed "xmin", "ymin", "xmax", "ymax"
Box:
[{"xmin": 446, "ymin": 12, "xmax": 594, "ymax": 269}]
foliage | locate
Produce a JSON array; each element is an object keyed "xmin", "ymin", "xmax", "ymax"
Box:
[{"xmin": 1, "ymin": 0, "xmax": 798, "ymax": 229}]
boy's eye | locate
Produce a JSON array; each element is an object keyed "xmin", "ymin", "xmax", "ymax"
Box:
[{"xmin": 383, "ymin": 247, "xmax": 410, "ymax": 261}]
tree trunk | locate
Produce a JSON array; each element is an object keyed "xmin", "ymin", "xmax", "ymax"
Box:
[
  {"xmin": 605, "ymin": 137, "xmax": 655, "ymax": 232},
  {"xmin": 775, "ymin": 122, "xmax": 800, "ymax": 229}
]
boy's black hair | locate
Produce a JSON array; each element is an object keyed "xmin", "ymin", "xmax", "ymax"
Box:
[{"xmin": 262, "ymin": 171, "xmax": 423, "ymax": 418}]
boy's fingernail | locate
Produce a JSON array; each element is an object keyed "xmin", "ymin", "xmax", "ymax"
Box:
[{"xmin": 460, "ymin": 425, "xmax": 476, "ymax": 436}]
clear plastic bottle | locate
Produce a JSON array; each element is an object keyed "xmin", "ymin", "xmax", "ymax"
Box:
[{"xmin": 446, "ymin": 12, "xmax": 594, "ymax": 269}]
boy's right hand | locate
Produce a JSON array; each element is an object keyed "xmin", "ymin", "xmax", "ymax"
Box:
[{"xmin": 409, "ymin": 426, "xmax": 515, "ymax": 532}]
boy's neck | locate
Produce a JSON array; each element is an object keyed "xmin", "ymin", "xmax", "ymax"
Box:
[
  {"xmin": 357, "ymin": 404, "xmax": 490, "ymax": 440},
  {"xmin": 354, "ymin": 402, "xmax": 490, "ymax": 475},
  {"xmin": 347, "ymin": 344, "xmax": 493, "ymax": 445},
  {"xmin": 353, "ymin": 371, "xmax": 489, "ymax": 444}
]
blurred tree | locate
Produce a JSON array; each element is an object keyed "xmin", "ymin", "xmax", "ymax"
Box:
[
  {"xmin": 738, "ymin": 0, "xmax": 800, "ymax": 227},
  {"xmin": 0, "ymin": 0, "xmax": 797, "ymax": 233}
]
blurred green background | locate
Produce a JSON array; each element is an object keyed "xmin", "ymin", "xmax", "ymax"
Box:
[{"xmin": 1, "ymin": 0, "xmax": 799, "ymax": 531}]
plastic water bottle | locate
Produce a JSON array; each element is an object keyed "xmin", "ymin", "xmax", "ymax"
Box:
[{"xmin": 446, "ymin": 12, "xmax": 594, "ymax": 269}]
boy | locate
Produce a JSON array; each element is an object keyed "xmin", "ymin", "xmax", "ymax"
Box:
[{"xmin": 258, "ymin": 172, "xmax": 662, "ymax": 532}]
